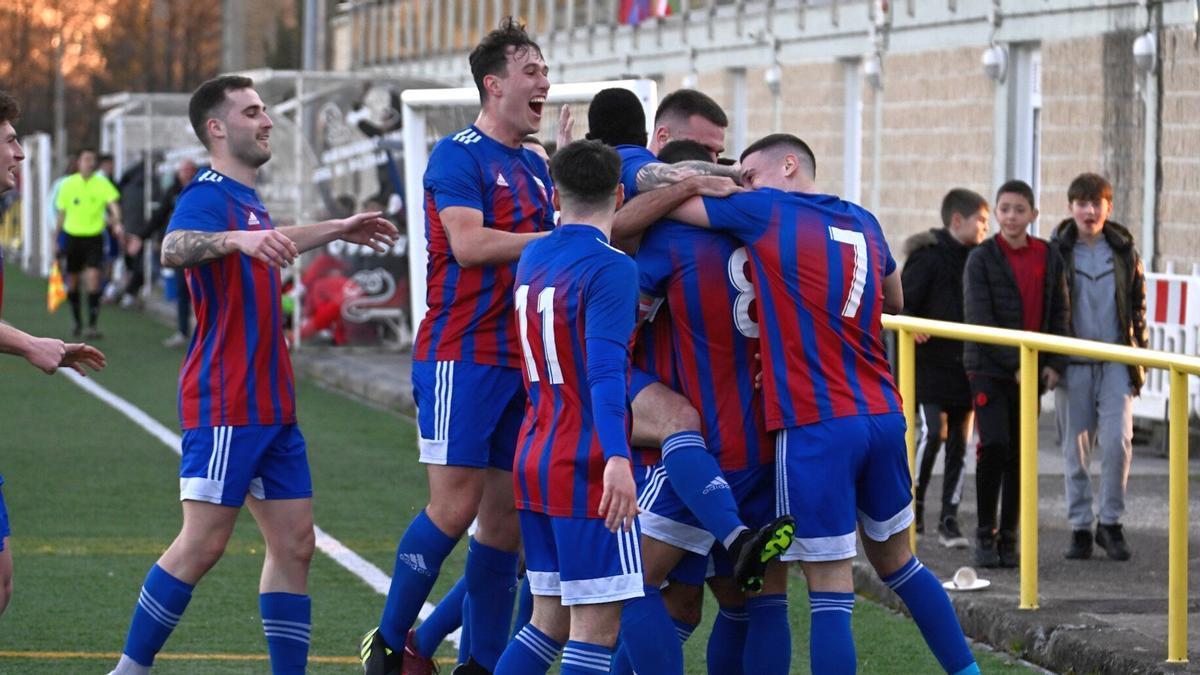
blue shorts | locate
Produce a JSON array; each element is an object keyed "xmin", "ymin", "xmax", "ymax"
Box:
[
  {"xmin": 413, "ymin": 360, "xmax": 525, "ymax": 470},
  {"xmin": 630, "ymin": 366, "xmax": 660, "ymax": 402},
  {"xmin": 776, "ymin": 413, "xmax": 913, "ymax": 562},
  {"xmin": 635, "ymin": 463, "xmax": 774, "ymax": 557},
  {"xmin": 519, "ymin": 510, "xmax": 645, "ymax": 606},
  {"xmin": 179, "ymin": 424, "xmax": 312, "ymax": 507},
  {"xmin": 0, "ymin": 478, "xmax": 9, "ymax": 552}
]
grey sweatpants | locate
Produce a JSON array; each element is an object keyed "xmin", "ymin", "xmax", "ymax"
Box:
[{"xmin": 1055, "ymin": 362, "xmax": 1134, "ymax": 530}]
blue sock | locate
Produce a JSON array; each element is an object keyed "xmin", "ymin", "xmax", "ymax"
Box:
[
  {"xmin": 744, "ymin": 594, "xmax": 790, "ymax": 675},
  {"xmin": 672, "ymin": 616, "xmax": 697, "ymax": 645},
  {"xmin": 121, "ymin": 564, "xmax": 194, "ymax": 666},
  {"xmin": 465, "ymin": 538, "xmax": 520, "ymax": 670},
  {"xmin": 809, "ymin": 591, "xmax": 856, "ymax": 675},
  {"xmin": 662, "ymin": 432, "xmax": 744, "ymax": 545},
  {"xmin": 511, "ymin": 575, "xmax": 534, "ymax": 640},
  {"xmin": 457, "ymin": 593, "xmax": 472, "ymax": 665},
  {"xmin": 882, "ymin": 556, "xmax": 977, "ymax": 674},
  {"xmin": 260, "ymin": 592, "xmax": 310, "ymax": 675},
  {"xmin": 618, "ymin": 585, "xmax": 684, "ymax": 674},
  {"xmin": 561, "ymin": 640, "xmax": 613, "ymax": 675},
  {"xmin": 414, "ymin": 576, "xmax": 467, "ymax": 658},
  {"xmin": 610, "ymin": 640, "xmax": 634, "ymax": 675},
  {"xmin": 707, "ymin": 606, "xmax": 748, "ymax": 675},
  {"xmin": 495, "ymin": 624, "xmax": 563, "ymax": 675},
  {"xmin": 379, "ymin": 509, "xmax": 459, "ymax": 649}
]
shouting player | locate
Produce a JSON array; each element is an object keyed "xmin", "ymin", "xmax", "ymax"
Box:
[
  {"xmin": 107, "ymin": 76, "xmax": 398, "ymax": 675},
  {"xmin": 669, "ymin": 133, "xmax": 980, "ymax": 675},
  {"xmin": 361, "ymin": 18, "xmax": 555, "ymax": 675},
  {"xmin": 494, "ymin": 139, "xmax": 640, "ymax": 675},
  {"xmin": 0, "ymin": 91, "xmax": 106, "ymax": 619}
]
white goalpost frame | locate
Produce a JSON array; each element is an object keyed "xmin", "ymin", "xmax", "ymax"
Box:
[{"xmin": 401, "ymin": 78, "xmax": 659, "ymax": 339}]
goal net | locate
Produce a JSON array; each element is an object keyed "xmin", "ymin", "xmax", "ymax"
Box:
[{"xmin": 400, "ymin": 79, "xmax": 658, "ymax": 338}]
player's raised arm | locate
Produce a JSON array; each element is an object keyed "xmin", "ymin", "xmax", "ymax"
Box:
[
  {"xmin": 611, "ymin": 176, "xmax": 735, "ymax": 243},
  {"xmin": 276, "ymin": 210, "xmax": 400, "ymax": 255},
  {"xmin": 634, "ymin": 158, "xmax": 741, "ymax": 194},
  {"xmin": 161, "ymin": 228, "xmax": 299, "ymax": 269},
  {"xmin": 439, "ymin": 206, "xmax": 548, "ymax": 268}
]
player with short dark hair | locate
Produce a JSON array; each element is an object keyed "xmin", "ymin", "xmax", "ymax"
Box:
[
  {"xmin": 361, "ymin": 18, "xmax": 556, "ymax": 675},
  {"xmin": 667, "ymin": 132, "xmax": 980, "ymax": 675},
  {"xmin": 493, "ymin": 139, "xmax": 640, "ymax": 675},
  {"xmin": 106, "ymin": 75, "xmax": 398, "ymax": 675},
  {"xmin": 0, "ymin": 90, "xmax": 106, "ymax": 619}
]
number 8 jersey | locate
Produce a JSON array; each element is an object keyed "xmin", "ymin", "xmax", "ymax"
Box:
[
  {"xmin": 700, "ymin": 189, "xmax": 901, "ymax": 431},
  {"xmin": 512, "ymin": 224, "xmax": 639, "ymax": 518}
]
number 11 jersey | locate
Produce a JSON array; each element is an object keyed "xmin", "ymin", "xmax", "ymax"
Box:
[{"xmin": 701, "ymin": 189, "xmax": 901, "ymax": 431}]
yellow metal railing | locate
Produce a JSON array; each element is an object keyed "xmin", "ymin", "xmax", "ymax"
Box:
[{"xmin": 883, "ymin": 314, "xmax": 1195, "ymax": 665}]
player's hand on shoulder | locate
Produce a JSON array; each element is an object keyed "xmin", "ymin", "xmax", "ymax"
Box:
[
  {"xmin": 599, "ymin": 455, "xmax": 638, "ymax": 533},
  {"xmin": 687, "ymin": 175, "xmax": 742, "ymax": 198},
  {"xmin": 231, "ymin": 229, "xmax": 299, "ymax": 268},
  {"xmin": 60, "ymin": 343, "xmax": 106, "ymax": 376},
  {"xmin": 23, "ymin": 336, "xmax": 68, "ymax": 374},
  {"xmin": 338, "ymin": 211, "xmax": 401, "ymax": 252}
]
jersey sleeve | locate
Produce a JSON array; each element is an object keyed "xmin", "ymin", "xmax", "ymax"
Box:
[
  {"xmin": 584, "ymin": 255, "xmax": 639, "ymax": 347},
  {"xmin": 166, "ymin": 185, "xmax": 231, "ymax": 234},
  {"xmin": 634, "ymin": 226, "xmax": 673, "ymax": 299},
  {"xmin": 55, "ymin": 179, "xmax": 72, "ymax": 211},
  {"xmin": 701, "ymin": 192, "xmax": 771, "ymax": 244},
  {"xmin": 425, "ymin": 141, "xmax": 483, "ymax": 213},
  {"xmin": 618, "ymin": 147, "xmax": 658, "ymax": 198}
]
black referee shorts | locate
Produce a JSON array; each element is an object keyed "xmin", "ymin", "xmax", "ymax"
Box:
[{"xmin": 64, "ymin": 234, "xmax": 105, "ymax": 273}]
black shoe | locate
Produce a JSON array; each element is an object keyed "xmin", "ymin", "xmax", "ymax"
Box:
[
  {"xmin": 1095, "ymin": 523, "xmax": 1132, "ymax": 561},
  {"xmin": 975, "ymin": 528, "xmax": 1000, "ymax": 568},
  {"xmin": 359, "ymin": 627, "xmax": 404, "ymax": 675},
  {"xmin": 937, "ymin": 515, "xmax": 969, "ymax": 549},
  {"xmin": 914, "ymin": 502, "xmax": 925, "ymax": 535},
  {"xmin": 71, "ymin": 324, "xmax": 82, "ymax": 337},
  {"xmin": 1064, "ymin": 529, "xmax": 1093, "ymax": 560},
  {"xmin": 996, "ymin": 530, "xmax": 1018, "ymax": 568},
  {"xmin": 731, "ymin": 515, "xmax": 796, "ymax": 592},
  {"xmin": 451, "ymin": 658, "xmax": 489, "ymax": 675}
]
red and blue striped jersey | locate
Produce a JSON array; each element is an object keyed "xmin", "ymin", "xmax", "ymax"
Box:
[
  {"xmin": 513, "ymin": 224, "xmax": 639, "ymax": 518},
  {"xmin": 415, "ymin": 126, "xmax": 556, "ymax": 368},
  {"xmin": 167, "ymin": 169, "xmax": 295, "ymax": 430},
  {"xmin": 702, "ymin": 189, "xmax": 900, "ymax": 430},
  {"xmin": 637, "ymin": 220, "xmax": 773, "ymax": 471},
  {"xmin": 629, "ymin": 306, "xmax": 677, "ymax": 468}
]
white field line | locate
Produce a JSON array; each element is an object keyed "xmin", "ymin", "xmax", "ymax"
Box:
[{"xmin": 62, "ymin": 370, "xmax": 460, "ymax": 646}]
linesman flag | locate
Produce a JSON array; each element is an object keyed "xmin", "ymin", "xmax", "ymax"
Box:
[{"xmin": 47, "ymin": 261, "xmax": 66, "ymax": 313}]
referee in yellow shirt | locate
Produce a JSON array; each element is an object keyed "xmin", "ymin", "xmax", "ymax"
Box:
[{"xmin": 55, "ymin": 148, "xmax": 122, "ymax": 337}]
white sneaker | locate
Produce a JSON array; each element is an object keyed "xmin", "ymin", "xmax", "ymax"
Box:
[{"xmin": 161, "ymin": 332, "xmax": 188, "ymax": 348}]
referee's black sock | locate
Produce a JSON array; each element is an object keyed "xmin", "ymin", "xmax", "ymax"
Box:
[
  {"xmin": 87, "ymin": 291, "xmax": 102, "ymax": 327},
  {"xmin": 67, "ymin": 290, "xmax": 82, "ymax": 330}
]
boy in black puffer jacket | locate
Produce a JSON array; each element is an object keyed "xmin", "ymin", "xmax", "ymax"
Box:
[
  {"xmin": 963, "ymin": 180, "xmax": 1071, "ymax": 567},
  {"xmin": 901, "ymin": 188, "xmax": 989, "ymax": 549}
]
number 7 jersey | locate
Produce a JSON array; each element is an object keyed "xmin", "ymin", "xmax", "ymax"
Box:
[{"xmin": 701, "ymin": 189, "xmax": 901, "ymax": 431}]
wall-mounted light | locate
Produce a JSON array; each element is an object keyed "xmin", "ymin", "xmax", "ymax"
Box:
[
  {"xmin": 982, "ymin": 44, "xmax": 1008, "ymax": 82},
  {"xmin": 764, "ymin": 62, "xmax": 782, "ymax": 95},
  {"xmin": 863, "ymin": 53, "xmax": 882, "ymax": 90},
  {"xmin": 1133, "ymin": 31, "xmax": 1157, "ymax": 74}
]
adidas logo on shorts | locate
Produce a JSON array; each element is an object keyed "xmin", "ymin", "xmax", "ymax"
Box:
[
  {"xmin": 702, "ymin": 476, "xmax": 731, "ymax": 495},
  {"xmin": 398, "ymin": 553, "xmax": 430, "ymax": 576}
]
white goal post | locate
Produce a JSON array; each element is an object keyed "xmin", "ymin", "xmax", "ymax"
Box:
[{"xmin": 400, "ymin": 79, "xmax": 659, "ymax": 339}]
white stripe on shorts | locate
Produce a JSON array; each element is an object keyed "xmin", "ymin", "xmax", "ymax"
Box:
[{"xmin": 775, "ymin": 430, "xmax": 790, "ymax": 518}]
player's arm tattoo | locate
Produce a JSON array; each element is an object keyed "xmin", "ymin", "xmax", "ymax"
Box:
[
  {"xmin": 635, "ymin": 160, "xmax": 741, "ymax": 193},
  {"xmin": 161, "ymin": 230, "xmax": 233, "ymax": 268}
]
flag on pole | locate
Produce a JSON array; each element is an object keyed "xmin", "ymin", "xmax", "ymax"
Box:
[
  {"xmin": 47, "ymin": 262, "xmax": 66, "ymax": 313},
  {"xmin": 619, "ymin": 0, "xmax": 675, "ymax": 25}
]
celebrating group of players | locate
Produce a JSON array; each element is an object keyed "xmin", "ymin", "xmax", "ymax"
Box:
[{"xmin": 0, "ymin": 14, "xmax": 984, "ymax": 675}]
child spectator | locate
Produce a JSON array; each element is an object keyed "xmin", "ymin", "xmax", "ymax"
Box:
[
  {"xmin": 1050, "ymin": 172, "xmax": 1147, "ymax": 562},
  {"xmin": 963, "ymin": 180, "xmax": 1070, "ymax": 567},
  {"xmin": 901, "ymin": 188, "xmax": 989, "ymax": 548}
]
